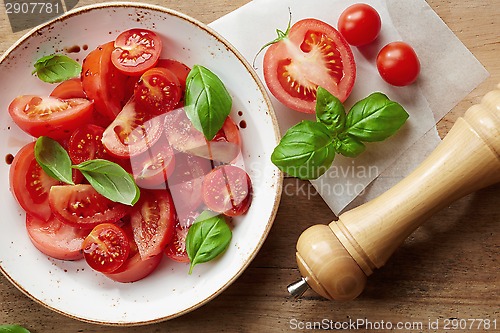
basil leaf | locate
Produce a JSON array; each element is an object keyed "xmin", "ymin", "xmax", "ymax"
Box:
[
  {"xmin": 73, "ymin": 159, "xmax": 140, "ymax": 206},
  {"xmin": 184, "ymin": 65, "xmax": 232, "ymax": 140},
  {"xmin": 0, "ymin": 325, "xmax": 31, "ymax": 333},
  {"xmin": 186, "ymin": 212, "xmax": 232, "ymax": 274},
  {"xmin": 34, "ymin": 136, "xmax": 74, "ymax": 185},
  {"xmin": 345, "ymin": 92, "xmax": 409, "ymax": 142},
  {"xmin": 271, "ymin": 121, "xmax": 336, "ymax": 180},
  {"xmin": 33, "ymin": 54, "xmax": 82, "ymax": 83},
  {"xmin": 334, "ymin": 135, "xmax": 366, "ymax": 158},
  {"xmin": 315, "ymin": 86, "xmax": 346, "ymax": 134}
]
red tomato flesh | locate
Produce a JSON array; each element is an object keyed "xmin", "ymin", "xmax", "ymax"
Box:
[
  {"xmin": 164, "ymin": 222, "xmax": 190, "ymax": 263},
  {"xmin": 105, "ymin": 252, "xmax": 162, "ymax": 283},
  {"xmin": 263, "ymin": 18, "xmax": 356, "ymax": 113},
  {"xmin": 82, "ymin": 223, "xmax": 130, "ymax": 273},
  {"xmin": 50, "ymin": 78, "xmax": 86, "ymax": 99}
]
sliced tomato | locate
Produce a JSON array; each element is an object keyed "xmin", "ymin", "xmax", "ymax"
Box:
[
  {"xmin": 111, "ymin": 28, "xmax": 162, "ymax": 76},
  {"xmin": 156, "ymin": 59, "xmax": 191, "ymax": 88},
  {"xmin": 134, "ymin": 67, "xmax": 182, "ymax": 116},
  {"xmin": 49, "ymin": 184, "xmax": 130, "ymax": 229},
  {"xmin": 130, "ymin": 190, "xmax": 176, "ymax": 259},
  {"xmin": 164, "ymin": 222, "xmax": 190, "ymax": 263},
  {"xmin": 9, "ymin": 142, "xmax": 61, "ymax": 221},
  {"xmin": 82, "ymin": 223, "xmax": 130, "ymax": 273},
  {"xmin": 263, "ymin": 18, "xmax": 356, "ymax": 113},
  {"xmin": 8, "ymin": 95, "xmax": 94, "ymax": 139},
  {"xmin": 26, "ymin": 214, "xmax": 89, "ymax": 261},
  {"xmin": 202, "ymin": 165, "xmax": 253, "ymax": 217},
  {"xmin": 164, "ymin": 109, "xmax": 241, "ymax": 163},
  {"xmin": 101, "ymin": 99, "xmax": 163, "ymax": 158},
  {"xmin": 130, "ymin": 134, "xmax": 175, "ymax": 189},
  {"xmin": 105, "ymin": 252, "xmax": 162, "ymax": 283},
  {"xmin": 82, "ymin": 42, "xmax": 130, "ymax": 121},
  {"xmin": 50, "ymin": 78, "xmax": 86, "ymax": 99}
]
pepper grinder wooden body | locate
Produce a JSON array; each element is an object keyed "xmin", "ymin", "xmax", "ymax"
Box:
[{"xmin": 293, "ymin": 86, "xmax": 500, "ymax": 301}]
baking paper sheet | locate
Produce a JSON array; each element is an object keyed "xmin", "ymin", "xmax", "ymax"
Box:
[{"xmin": 210, "ymin": 0, "xmax": 488, "ymax": 215}]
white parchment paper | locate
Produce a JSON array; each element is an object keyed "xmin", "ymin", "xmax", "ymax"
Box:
[{"xmin": 210, "ymin": 0, "xmax": 488, "ymax": 215}]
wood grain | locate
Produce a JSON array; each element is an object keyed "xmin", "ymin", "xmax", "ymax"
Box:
[{"xmin": 0, "ymin": 0, "xmax": 498, "ymax": 332}]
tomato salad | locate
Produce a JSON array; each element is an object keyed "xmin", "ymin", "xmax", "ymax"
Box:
[{"xmin": 7, "ymin": 28, "xmax": 253, "ymax": 282}]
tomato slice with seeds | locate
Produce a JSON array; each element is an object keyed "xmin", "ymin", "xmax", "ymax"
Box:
[
  {"xmin": 101, "ymin": 99, "xmax": 163, "ymax": 159},
  {"xmin": 111, "ymin": 28, "xmax": 162, "ymax": 76},
  {"xmin": 263, "ymin": 18, "xmax": 356, "ymax": 113},
  {"xmin": 164, "ymin": 222, "xmax": 190, "ymax": 263},
  {"xmin": 8, "ymin": 95, "xmax": 94, "ymax": 139},
  {"xmin": 82, "ymin": 223, "xmax": 130, "ymax": 273},
  {"xmin": 50, "ymin": 78, "xmax": 86, "ymax": 99},
  {"xmin": 130, "ymin": 190, "xmax": 176, "ymax": 259},
  {"xmin": 26, "ymin": 214, "xmax": 89, "ymax": 261},
  {"xmin": 202, "ymin": 165, "xmax": 253, "ymax": 217},
  {"xmin": 156, "ymin": 59, "xmax": 191, "ymax": 88},
  {"xmin": 49, "ymin": 184, "xmax": 130, "ymax": 229},
  {"xmin": 134, "ymin": 67, "xmax": 182, "ymax": 116},
  {"xmin": 9, "ymin": 142, "xmax": 62, "ymax": 221}
]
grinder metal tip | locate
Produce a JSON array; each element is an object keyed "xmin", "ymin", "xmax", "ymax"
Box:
[{"xmin": 287, "ymin": 277, "xmax": 309, "ymax": 298}]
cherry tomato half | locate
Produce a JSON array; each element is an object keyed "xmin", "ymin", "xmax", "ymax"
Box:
[
  {"xmin": 8, "ymin": 95, "xmax": 94, "ymax": 139},
  {"xmin": 263, "ymin": 18, "xmax": 356, "ymax": 113},
  {"xmin": 338, "ymin": 3, "xmax": 381, "ymax": 46},
  {"xmin": 50, "ymin": 78, "xmax": 86, "ymax": 99},
  {"xmin": 202, "ymin": 165, "xmax": 253, "ymax": 217},
  {"xmin": 164, "ymin": 222, "xmax": 190, "ymax": 263},
  {"xmin": 82, "ymin": 223, "xmax": 130, "ymax": 273},
  {"xmin": 111, "ymin": 28, "xmax": 162, "ymax": 76},
  {"xmin": 376, "ymin": 42, "xmax": 420, "ymax": 86}
]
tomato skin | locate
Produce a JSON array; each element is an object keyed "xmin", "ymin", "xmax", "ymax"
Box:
[
  {"xmin": 263, "ymin": 18, "xmax": 356, "ymax": 113},
  {"xmin": 49, "ymin": 184, "xmax": 130, "ymax": 229},
  {"xmin": 82, "ymin": 42, "xmax": 130, "ymax": 121},
  {"xmin": 105, "ymin": 252, "xmax": 162, "ymax": 283},
  {"xmin": 8, "ymin": 95, "xmax": 94, "ymax": 139},
  {"xmin": 82, "ymin": 223, "xmax": 130, "ymax": 273},
  {"xmin": 202, "ymin": 165, "xmax": 253, "ymax": 217},
  {"xmin": 338, "ymin": 4, "xmax": 381, "ymax": 46},
  {"xmin": 101, "ymin": 100, "xmax": 163, "ymax": 159},
  {"xmin": 50, "ymin": 78, "xmax": 86, "ymax": 99},
  {"xmin": 376, "ymin": 42, "xmax": 420, "ymax": 86},
  {"xmin": 9, "ymin": 142, "xmax": 61, "ymax": 221},
  {"xmin": 26, "ymin": 214, "xmax": 88, "ymax": 261},
  {"xmin": 156, "ymin": 59, "xmax": 190, "ymax": 88},
  {"xmin": 130, "ymin": 190, "xmax": 176, "ymax": 259},
  {"xmin": 111, "ymin": 29, "xmax": 162, "ymax": 76}
]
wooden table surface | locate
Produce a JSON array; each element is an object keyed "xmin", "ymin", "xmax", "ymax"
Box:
[{"xmin": 0, "ymin": 0, "xmax": 498, "ymax": 332}]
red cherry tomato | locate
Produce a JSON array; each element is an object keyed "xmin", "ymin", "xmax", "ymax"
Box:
[
  {"xmin": 202, "ymin": 165, "xmax": 253, "ymax": 217},
  {"xmin": 338, "ymin": 3, "xmax": 381, "ymax": 46},
  {"xmin": 82, "ymin": 223, "xmax": 130, "ymax": 273},
  {"xmin": 9, "ymin": 142, "xmax": 62, "ymax": 221},
  {"xmin": 82, "ymin": 42, "xmax": 131, "ymax": 121},
  {"xmin": 111, "ymin": 29, "xmax": 162, "ymax": 76},
  {"xmin": 134, "ymin": 67, "xmax": 182, "ymax": 116},
  {"xmin": 164, "ymin": 222, "xmax": 190, "ymax": 263},
  {"xmin": 49, "ymin": 184, "xmax": 130, "ymax": 229},
  {"xmin": 263, "ymin": 18, "xmax": 356, "ymax": 113},
  {"xmin": 130, "ymin": 190, "xmax": 176, "ymax": 259},
  {"xmin": 26, "ymin": 214, "xmax": 89, "ymax": 261},
  {"xmin": 376, "ymin": 42, "xmax": 420, "ymax": 86},
  {"xmin": 101, "ymin": 99, "xmax": 163, "ymax": 159},
  {"xmin": 50, "ymin": 78, "xmax": 86, "ymax": 99},
  {"xmin": 8, "ymin": 95, "xmax": 94, "ymax": 139}
]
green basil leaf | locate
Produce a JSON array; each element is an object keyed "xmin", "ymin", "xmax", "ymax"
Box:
[
  {"xmin": 315, "ymin": 86, "xmax": 346, "ymax": 134},
  {"xmin": 271, "ymin": 121, "xmax": 336, "ymax": 180},
  {"xmin": 73, "ymin": 159, "xmax": 140, "ymax": 206},
  {"xmin": 186, "ymin": 212, "xmax": 232, "ymax": 274},
  {"xmin": 345, "ymin": 92, "xmax": 409, "ymax": 142},
  {"xmin": 184, "ymin": 65, "xmax": 232, "ymax": 140},
  {"xmin": 34, "ymin": 136, "xmax": 74, "ymax": 185},
  {"xmin": 0, "ymin": 325, "xmax": 31, "ymax": 333},
  {"xmin": 33, "ymin": 54, "xmax": 82, "ymax": 83},
  {"xmin": 334, "ymin": 135, "xmax": 366, "ymax": 158}
]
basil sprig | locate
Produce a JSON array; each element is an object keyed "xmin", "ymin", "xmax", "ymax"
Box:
[
  {"xmin": 0, "ymin": 325, "xmax": 31, "ymax": 333},
  {"xmin": 34, "ymin": 136, "xmax": 140, "ymax": 206},
  {"xmin": 186, "ymin": 211, "xmax": 232, "ymax": 274},
  {"xmin": 184, "ymin": 65, "xmax": 232, "ymax": 141},
  {"xmin": 32, "ymin": 54, "xmax": 82, "ymax": 84},
  {"xmin": 271, "ymin": 87, "xmax": 409, "ymax": 180}
]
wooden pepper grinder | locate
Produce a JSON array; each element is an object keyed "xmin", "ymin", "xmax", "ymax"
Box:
[{"xmin": 288, "ymin": 85, "xmax": 500, "ymax": 301}]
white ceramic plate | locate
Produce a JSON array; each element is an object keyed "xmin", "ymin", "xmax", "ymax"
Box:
[{"xmin": 0, "ymin": 2, "xmax": 282, "ymax": 325}]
